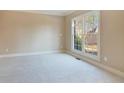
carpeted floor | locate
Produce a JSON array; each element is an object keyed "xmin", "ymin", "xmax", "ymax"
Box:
[{"xmin": 0, "ymin": 53, "xmax": 124, "ymax": 83}]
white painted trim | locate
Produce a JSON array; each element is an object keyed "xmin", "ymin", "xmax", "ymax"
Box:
[
  {"xmin": 66, "ymin": 50, "xmax": 124, "ymax": 78},
  {"xmin": 0, "ymin": 50, "xmax": 65, "ymax": 58}
]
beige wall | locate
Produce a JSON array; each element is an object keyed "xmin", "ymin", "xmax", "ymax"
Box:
[
  {"xmin": 0, "ymin": 11, "xmax": 65, "ymax": 54},
  {"xmin": 65, "ymin": 10, "xmax": 124, "ymax": 72}
]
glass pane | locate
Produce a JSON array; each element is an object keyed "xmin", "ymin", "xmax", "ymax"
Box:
[
  {"xmin": 73, "ymin": 19, "xmax": 83, "ymax": 51},
  {"xmin": 84, "ymin": 13, "xmax": 99, "ymax": 56}
]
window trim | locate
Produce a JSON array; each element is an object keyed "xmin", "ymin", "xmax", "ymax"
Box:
[{"xmin": 71, "ymin": 11, "xmax": 101, "ymax": 61}]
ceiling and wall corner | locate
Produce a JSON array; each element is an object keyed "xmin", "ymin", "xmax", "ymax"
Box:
[{"xmin": 13, "ymin": 10, "xmax": 76, "ymax": 16}]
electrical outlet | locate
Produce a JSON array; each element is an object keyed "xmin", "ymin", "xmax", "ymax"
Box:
[
  {"xmin": 5, "ymin": 48, "xmax": 9, "ymax": 52},
  {"xmin": 59, "ymin": 34, "xmax": 63, "ymax": 37},
  {"xmin": 103, "ymin": 56, "xmax": 108, "ymax": 62}
]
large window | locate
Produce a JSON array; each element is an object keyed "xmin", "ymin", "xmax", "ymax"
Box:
[{"xmin": 71, "ymin": 11, "xmax": 100, "ymax": 60}]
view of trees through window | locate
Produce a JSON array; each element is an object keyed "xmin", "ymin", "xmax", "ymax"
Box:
[
  {"xmin": 72, "ymin": 19, "xmax": 83, "ymax": 51},
  {"xmin": 72, "ymin": 11, "xmax": 99, "ymax": 57}
]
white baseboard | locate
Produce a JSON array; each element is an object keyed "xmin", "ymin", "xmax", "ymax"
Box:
[
  {"xmin": 66, "ymin": 50, "xmax": 124, "ymax": 78},
  {"xmin": 0, "ymin": 50, "xmax": 65, "ymax": 58}
]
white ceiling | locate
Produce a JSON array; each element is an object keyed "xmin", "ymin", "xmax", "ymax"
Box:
[{"xmin": 22, "ymin": 10, "xmax": 75, "ymax": 16}]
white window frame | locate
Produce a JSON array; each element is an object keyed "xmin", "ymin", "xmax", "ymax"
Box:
[{"xmin": 71, "ymin": 11, "xmax": 101, "ymax": 61}]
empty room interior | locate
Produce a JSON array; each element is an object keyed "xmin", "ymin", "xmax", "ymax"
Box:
[{"xmin": 0, "ymin": 10, "xmax": 124, "ymax": 83}]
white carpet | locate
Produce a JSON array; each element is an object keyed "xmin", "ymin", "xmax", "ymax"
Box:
[{"xmin": 0, "ymin": 53, "xmax": 124, "ymax": 83}]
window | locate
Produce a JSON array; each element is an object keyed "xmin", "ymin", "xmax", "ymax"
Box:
[{"xmin": 71, "ymin": 11, "xmax": 100, "ymax": 60}]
